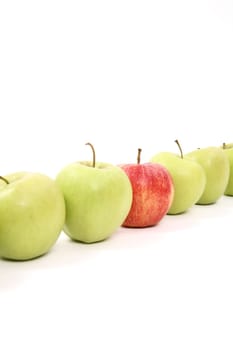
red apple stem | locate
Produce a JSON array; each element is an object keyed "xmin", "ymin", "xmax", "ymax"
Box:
[
  {"xmin": 174, "ymin": 139, "xmax": 183, "ymax": 159},
  {"xmin": 85, "ymin": 142, "xmax": 96, "ymax": 168},
  {"xmin": 0, "ymin": 176, "xmax": 9, "ymax": 185},
  {"xmin": 137, "ymin": 148, "xmax": 142, "ymax": 164}
]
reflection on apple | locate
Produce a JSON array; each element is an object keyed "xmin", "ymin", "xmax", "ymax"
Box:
[{"xmin": 0, "ymin": 172, "xmax": 65, "ymax": 261}]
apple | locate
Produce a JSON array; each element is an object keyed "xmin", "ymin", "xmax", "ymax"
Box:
[
  {"xmin": 150, "ymin": 140, "xmax": 206, "ymax": 214},
  {"xmin": 187, "ymin": 146, "xmax": 230, "ymax": 204},
  {"xmin": 119, "ymin": 148, "xmax": 174, "ymax": 227},
  {"xmin": 0, "ymin": 172, "xmax": 65, "ymax": 261},
  {"xmin": 55, "ymin": 143, "xmax": 133, "ymax": 243},
  {"xmin": 222, "ymin": 143, "xmax": 233, "ymax": 196}
]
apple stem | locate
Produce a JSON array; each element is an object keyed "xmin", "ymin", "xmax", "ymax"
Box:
[
  {"xmin": 223, "ymin": 142, "xmax": 226, "ymax": 149},
  {"xmin": 174, "ymin": 139, "xmax": 183, "ymax": 159},
  {"xmin": 137, "ymin": 148, "xmax": 142, "ymax": 164},
  {"xmin": 0, "ymin": 176, "xmax": 9, "ymax": 185},
  {"xmin": 85, "ymin": 142, "xmax": 96, "ymax": 168}
]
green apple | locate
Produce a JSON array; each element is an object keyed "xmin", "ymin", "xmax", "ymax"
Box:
[
  {"xmin": 0, "ymin": 172, "xmax": 65, "ymax": 261},
  {"xmin": 221, "ymin": 143, "xmax": 233, "ymax": 196},
  {"xmin": 187, "ymin": 146, "xmax": 230, "ymax": 204},
  {"xmin": 222, "ymin": 143, "xmax": 233, "ymax": 149},
  {"xmin": 150, "ymin": 141, "xmax": 206, "ymax": 214},
  {"xmin": 55, "ymin": 143, "xmax": 133, "ymax": 243}
]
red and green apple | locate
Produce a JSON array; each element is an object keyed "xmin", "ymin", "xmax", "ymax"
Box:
[{"xmin": 119, "ymin": 148, "xmax": 174, "ymax": 227}]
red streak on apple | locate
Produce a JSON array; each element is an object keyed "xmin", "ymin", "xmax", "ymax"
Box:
[{"xmin": 120, "ymin": 163, "xmax": 174, "ymax": 228}]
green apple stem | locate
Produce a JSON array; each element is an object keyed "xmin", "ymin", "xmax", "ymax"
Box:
[
  {"xmin": 174, "ymin": 139, "xmax": 183, "ymax": 159},
  {"xmin": 0, "ymin": 176, "xmax": 9, "ymax": 185},
  {"xmin": 137, "ymin": 148, "xmax": 142, "ymax": 164},
  {"xmin": 223, "ymin": 142, "xmax": 226, "ymax": 149},
  {"xmin": 85, "ymin": 142, "xmax": 96, "ymax": 168}
]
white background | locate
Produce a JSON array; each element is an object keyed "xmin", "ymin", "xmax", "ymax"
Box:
[{"xmin": 0, "ymin": 1, "xmax": 233, "ymax": 349}]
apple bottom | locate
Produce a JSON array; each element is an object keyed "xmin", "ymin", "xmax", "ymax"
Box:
[{"xmin": 122, "ymin": 192, "xmax": 172, "ymax": 228}]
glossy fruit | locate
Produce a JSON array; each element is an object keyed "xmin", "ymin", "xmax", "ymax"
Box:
[
  {"xmin": 222, "ymin": 143, "xmax": 233, "ymax": 196},
  {"xmin": 150, "ymin": 141, "xmax": 206, "ymax": 214},
  {"xmin": 0, "ymin": 172, "xmax": 65, "ymax": 261},
  {"xmin": 187, "ymin": 146, "xmax": 230, "ymax": 204},
  {"xmin": 120, "ymin": 149, "xmax": 174, "ymax": 227},
  {"xmin": 56, "ymin": 144, "xmax": 132, "ymax": 243}
]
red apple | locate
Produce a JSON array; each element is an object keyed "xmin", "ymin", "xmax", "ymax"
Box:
[{"xmin": 119, "ymin": 149, "xmax": 174, "ymax": 228}]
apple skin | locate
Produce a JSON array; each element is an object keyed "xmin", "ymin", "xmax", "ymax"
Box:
[
  {"xmin": 55, "ymin": 161, "xmax": 133, "ymax": 243},
  {"xmin": 222, "ymin": 144, "xmax": 233, "ymax": 196},
  {"xmin": 0, "ymin": 172, "xmax": 66, "ymax": 261},
  {"xmin": 150, "ymin": 152, "xmax": 206, "ymax": 214},
  {"xmin": 187, "ymin": 147, "xmax": 230, "ymax": 204},
  {"xmin": 119, "ymin": 162, "xmax": 174, "ymax": 227}
]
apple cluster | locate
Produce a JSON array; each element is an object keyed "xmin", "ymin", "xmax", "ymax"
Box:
[{"xmin": 0, "ymin": 142, "xmax": 232, "ymax": 261}]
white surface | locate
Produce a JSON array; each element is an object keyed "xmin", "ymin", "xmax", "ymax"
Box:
[
  {"xmin": 1, "ymin": 0, "xmax": 233, "ymax": 349},
  {"xmin": 1, "ymin": 196, "xmax": 233, "ymax": 350}
]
